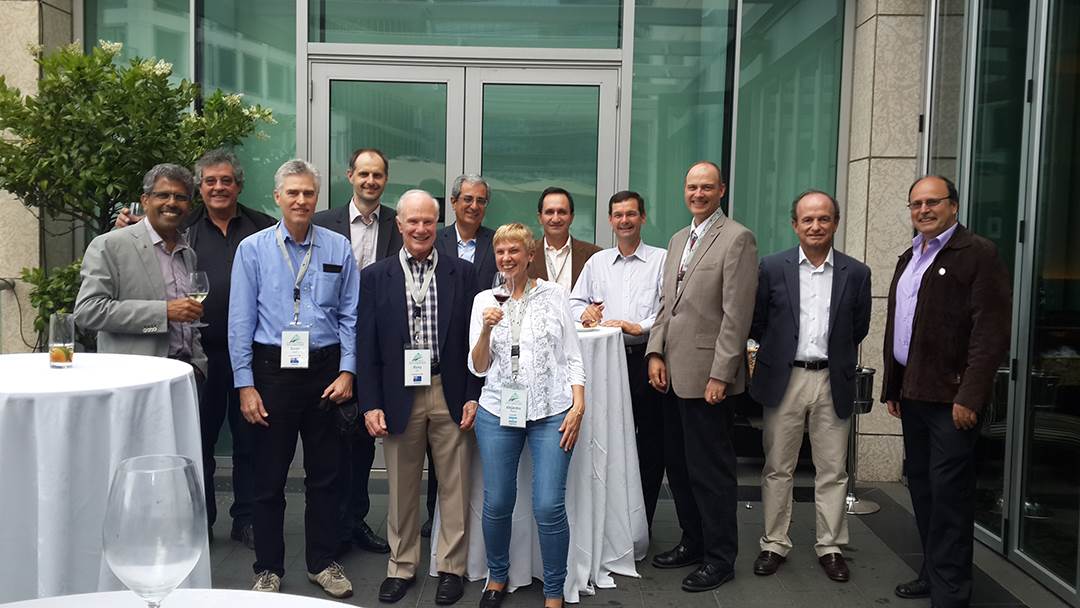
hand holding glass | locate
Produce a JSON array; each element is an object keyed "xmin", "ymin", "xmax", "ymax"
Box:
[
  {"xmin": 187, "ymin": 271, "xmax": 209, "ymax": 328},
  {"xmin": 492, "ymin": 272, "xmax": 513, "ymax": 306}
]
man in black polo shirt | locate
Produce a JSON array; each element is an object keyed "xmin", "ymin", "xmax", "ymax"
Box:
[{"xmin": 117, "ymin": 148, "xmax": 276, "ymax": 548}]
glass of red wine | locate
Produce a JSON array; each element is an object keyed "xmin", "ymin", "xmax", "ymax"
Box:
[{"xmin": 492, "ymin": 272, "xmax": 513, "ymax": 307}]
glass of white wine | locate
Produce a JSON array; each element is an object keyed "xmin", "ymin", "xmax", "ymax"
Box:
[{"xmin": 187, "ymin": 271, "xmax": 209, "ymax": 328}]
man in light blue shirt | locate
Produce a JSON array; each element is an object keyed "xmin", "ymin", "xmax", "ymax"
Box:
[
  {"xmin": 569, "ymin": 190, "xmax": 667, "ymax": 529},
  {"xmin": 229, "ymin": 159, "xmax": 359, "ymax": 598}
]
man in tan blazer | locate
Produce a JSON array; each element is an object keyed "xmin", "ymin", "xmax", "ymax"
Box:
[
  {"xmin": 527, "ymin": 186, "xmax": 601, "ymax": 290},
  {"xmin": 646, "ymin": 161, "xmax": 758, "ymax": 593}
]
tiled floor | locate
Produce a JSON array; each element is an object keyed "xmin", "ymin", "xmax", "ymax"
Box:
[{"xmin": 206, "ymin": 471, "xmax": 1064, "ymax": 607}]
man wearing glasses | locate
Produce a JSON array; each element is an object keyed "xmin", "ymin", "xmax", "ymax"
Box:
[
  {"xmin": 882, "ymin": 175, "xmax": 1011, "ymax": 608},
  {"xmin": 75, "ymin": 163, "xmax": 207, "ymax": 377}
]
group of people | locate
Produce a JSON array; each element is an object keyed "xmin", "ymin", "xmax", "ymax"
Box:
[{"xmin": 72, "ymin": 145, "xmax": 1010, "ymax": 608}]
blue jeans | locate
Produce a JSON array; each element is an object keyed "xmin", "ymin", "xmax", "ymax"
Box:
[{"xmin": 475, "ymin": 407, "xmax": 573, "ymax": 598}]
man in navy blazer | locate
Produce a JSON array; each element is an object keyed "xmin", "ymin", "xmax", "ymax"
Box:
[
  {"xmin": 358, "ymin": 190, "xmax": 481, "ymax": 606},
  {"xmin": 436, "ymin": 174, "xmax": 498, "ymax": 291},
  {"xmin": 748, "ymin": 190, "xmax": 871, "ymax": 583},
  {"xmin": 312, "ymin": 148, "xmax": 402, "ymax": 556}
]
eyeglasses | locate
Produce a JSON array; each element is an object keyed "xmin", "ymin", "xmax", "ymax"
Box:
[
  {"xmin": 459, "ymin": 195, "xmax": 489, "ymax": 207},
  {"xmin": 906, "ymin": 196, "xmax": 951, "ymax": 210},
  {"xmin": 201, "ymin": 177, "xmax": 235, "ymax": 187},
  {"xmin": 149, "ymin": 191, "xmax": 192, "ymax": 203}
]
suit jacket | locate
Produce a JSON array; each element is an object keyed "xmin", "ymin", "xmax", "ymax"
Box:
[
  {"xmin": 74, "ymin": 222, "xmax": 207, "ymax": 375},
  {"xmin": 881, "ymin": 225, "xmax": 1011, "ymax": 412},
  {"xmin": 527, "ymin": 236, "xmax": 602, "ymax": 290},
  {"xmin": 436, "ymin": 224, "xmax": 497, "ymax": 291},
  {"xmin": 356, "ymin": 251, "xmax": 482, "ymax": 435},
  {"xmin": 312, "ymin": 202, "xmax": 403, "ymax": 263},
  {"xmin": 646, "ymin": 214, "xmax": 758, "ymax": 398},
  {"xmin": 748, "ymin": 247, "xmax": 872, "ymax": 419}
]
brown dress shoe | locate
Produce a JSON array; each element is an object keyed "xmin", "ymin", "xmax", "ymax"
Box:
[
  {"xmin": 819, "ymin": 553, "xmax": 850, "ymax": 582},
  {"xmin": 752, "ymin": 550, "xmax": 785, "ymax": 576}
]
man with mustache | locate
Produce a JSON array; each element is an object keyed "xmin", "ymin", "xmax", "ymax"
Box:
[
  {"xmin": 528, "ymin": 186, "xmax": 601, "ymax": 290},
  {"xmin": 229, "ymin": 159, "xmax": 359, "ymax": 598}
]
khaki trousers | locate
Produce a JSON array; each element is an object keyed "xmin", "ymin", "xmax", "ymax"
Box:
[
  {"xmin": 759, "ymin": 367, "xmax": 850, "ymax": 557},
  {"xmin": 383, "ymin": 375, "xmax": 474, "ymax": 578}
]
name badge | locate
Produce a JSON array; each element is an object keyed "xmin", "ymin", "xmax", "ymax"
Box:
[
  {"xmin": 280, "ymin": 329, "xmax": 310, "ymax": 368},
  {"xmin": 404, "ymin": 348, "xmax": 432, "ymax": 386},
  {"xmin": 500, "ymin": 386, "xmax": 527, "ymax": 428}
]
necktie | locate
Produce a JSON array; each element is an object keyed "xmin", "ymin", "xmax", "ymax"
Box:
[{"xmin": 678, "ymin": 231, "xmax": 699, "ymax": 284}]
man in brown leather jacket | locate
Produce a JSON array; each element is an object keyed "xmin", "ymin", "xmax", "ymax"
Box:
[{"xmin": 882, "ymin": 175, "xmax": 1011, "ymax": 608}]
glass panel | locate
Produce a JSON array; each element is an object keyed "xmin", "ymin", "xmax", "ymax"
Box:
[
  {"xmin": 327, "ymin": 81, "xmax": 448, "ymax": 211},
  {"xmin": 480, "ymin": 84, "xmax": 599, "ymax": 242},
  {"xmin": 733, "ymin": 0, "xmax": 845, "ymax": 257},
  {"xmin": 311, "ymin": 0, "xmax": 621, "ymax": 49},
  {"xmin": 966, "ymin": 0, "xmax": 1028, "ymax": 538},
  {"xmin": 1018, "ymin": 0, "xmax": 1080, "ymax": 586},
  {"xmin": 85, "ymin": 0, "xmax": 190, "ymax": 80},
  {"xmin": 630, "ymin": 0, "xmax": 736, "ymax": 248},
  {"xmin": 201, "ymin": 0, "xmax": 297, "ymax": 216},
  {"xmin": 927, "ymin": 0, "xmax": 968, "ymax": 182}
]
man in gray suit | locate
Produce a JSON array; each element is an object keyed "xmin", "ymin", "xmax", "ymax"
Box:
[
  {"xmin": 748, "ymin": 190, "xmax": 871, "ymax": 583},
  {"xmin": 646, "ymin": 161, "xmax": 757, "ymax": 592},
  {"xmin": 75, "ymin": 163, "xmax": 207, "ymax": 376}
]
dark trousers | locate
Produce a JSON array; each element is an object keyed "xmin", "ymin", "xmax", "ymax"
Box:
[
  {"xmin": 250, "ymin": 344, "xmax": 342, "ymax": 577},
  {"xmin": 901, "ymin": 398, "xmax": 979, "ymax": 608},
  {"xmin": 426, "ymin": 445, "xmax": 438, "ymax": 521},
  {"xmin": 664, "ymin": 392, "xmax": 738, "ymax": 571},
  {"xmin": 199, "ymin": 347, "xmax": 254, "ymax": 529},
  {"xmin": 337, "ymin": 429, "xmax": 377, "ymax": 540},
  {"xmin": 628, "ymin": 345, "xmax": 665, "ymax": 528}
]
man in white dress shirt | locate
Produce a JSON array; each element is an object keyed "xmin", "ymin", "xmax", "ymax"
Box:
[
  {"xmin": 527, "ymin": 186, "xmax": 601, "ymax": 290},
  {"xmin": 570, "ymin": 190, "xmax": 667, "ymax": 528}
]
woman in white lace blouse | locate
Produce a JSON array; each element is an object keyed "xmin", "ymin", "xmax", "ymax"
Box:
[{"xmin": 468, "ymin": 223, "xmax": 585, "ymax": 608}]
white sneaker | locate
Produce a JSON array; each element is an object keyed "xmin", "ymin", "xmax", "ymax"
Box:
[
  {"xmin": 252, "ymin": 570, "xmax": 280, "ymax": 592},
  {"xmin": 308, "ymin": 561, "xmax": 353, "ymax": 598}
]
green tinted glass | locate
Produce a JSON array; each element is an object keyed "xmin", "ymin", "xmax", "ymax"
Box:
[
  {"xmin": 480, "ymin": 84, "xmax": 599, "ymax": 242},
  {"xmin": 629, "ymin": 1, "xmax": 736, "ymax": 248},
  {"xmin": 201, "ymin": 0, "xmax": 297, "ymax": 216},
  {"xmin": 733, "ymin": 0, "xmax": 845, "ymax": 256},
  {"xmin": 85, "ymin": 0, "xmax": 190, "ymax": 80},
  {"xmin": 311, "ymin": 0, "xmax": 620, "ymax": 48},
  {"xmin": 328, "ymin": 81, "xmax": 448, "ymax": 211}
]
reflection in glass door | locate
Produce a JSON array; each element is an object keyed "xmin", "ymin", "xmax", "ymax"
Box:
[{"xmin": 1016, "ymin": 0, "xmax": 1080, "ymax": 594}]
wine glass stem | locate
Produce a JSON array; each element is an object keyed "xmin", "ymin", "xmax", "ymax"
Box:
[{"xmin": 146, "ymin": 602, "xmax": 161, "ymax": 608}]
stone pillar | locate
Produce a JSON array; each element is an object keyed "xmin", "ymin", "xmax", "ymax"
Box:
[
  {"xmin": 0, "ymin": 0, "xmax": 75, "ymax": 353},
  {"xmin": 845, "ymin": 0, "xmax": 926, "ymax": 481}
]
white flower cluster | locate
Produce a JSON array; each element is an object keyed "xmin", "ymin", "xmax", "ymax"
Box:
[{"xmin": 98, "ymin": 40, "xmax": 123, "ymax": 54}]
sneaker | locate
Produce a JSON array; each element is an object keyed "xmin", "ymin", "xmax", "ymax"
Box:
[
  {"xmin": 308, "ymin": 561, "xmax": 353, "ymax": 598},
  {"xmin": 252, "ymin": 570, "xmax": 280, "ymax": 592}
]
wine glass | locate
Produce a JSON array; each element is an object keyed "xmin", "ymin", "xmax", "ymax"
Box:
[
  {"xmin": 585, "ymin": 278, "xmax": 604, "ymax": 328},
  {"xmin": 103, "ymin": 454, "xmax": 206, "ymax": 608},
  {"xmin": 187, "ymin": 271, "xmax": 209, "ymax": 328},
  {"xmin": 492, "ymin": 272, "xmax": 513, "ymax": 307}
]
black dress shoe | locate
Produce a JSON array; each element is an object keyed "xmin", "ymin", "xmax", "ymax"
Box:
[
  {"xmin": 478, "ymin": 588, "xmax": 507, "ymax": 608},
  {"xmin": 895, "ymin": 578, "xmax": 931, "ymax": 598},
  {"xmin": 819, "ymin": 553, "xmax": 850, "ymax": 582},
  {"xmin": 354, "ymin": 521, "xmax": 391, "ymax": 554},
  {"xmin": 230, "ymin": 523, "xmax": 255, "ymax": 550},
  {"xmin": 421, "ymin": 518, "xmax": 433, "ymax": 538},
  {"xmin": 753, "ymin": 550, "xmax": 785, "ymax": 575},
  {"xmin": 378, "ymin": 577, "xmax": 415, "ymax": 603},
  {"xmin": 681, "ymin": 563, "xmax": 734, "ymax": 592},
  {"xmin": 434, "ymin": 572, "xmax": 464, "ymax": 605},
  {"xmin": 651, "ymin": 543, "xmax": 703, "ymax": 569}
]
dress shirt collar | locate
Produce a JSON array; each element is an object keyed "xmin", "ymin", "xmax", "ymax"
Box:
[
  {"xmin": 455, "ymin": 223, "xmax": 477, "ymax": 246},
  {"xmin": 403, "ymin": 246, "xmax": 437, "ymax": 266},
  {"xmin": 798, "ymin": 246, "xmax": 834, "ymax": 270},
  {"xmin": 689, "ymin": 207, "xmax": 724, "ymax": 236},
  {"xmin": 613, "ymin": 240, "xmax": 651, "ymax": 263},
  {"xmin": 348, "ymin": 199, "xmax": 380, "ymax": 226},
  {"xmin": 277, "ymin": 219, "xmax": 315, "ymax": 246},
  {"xmin": 544, "ymin": 237, "xmax": 571, "ymax": 254},
  {"xmin": 912, "ymin": 222, "xmax": 958, "ymax": 254},
  {"xmin": 143, "ymin": 217, "xmax": 189, "ymax": 252}
]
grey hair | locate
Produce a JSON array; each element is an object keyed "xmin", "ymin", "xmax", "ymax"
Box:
[
  {"xmin": 273, "ymin": 159, "xmax": 321, "ymax": 192},
  {"xmin": 397, "ymin": 189, "xmax": 440, "ymax": 215},
  {"xmin": 450, "ymin": 173, "xmax": 489, "ymax": 201},
  {"xmin": 142, "ymin": 163, "xmax": 195, "ymax": 197},
  {"xmin": 194, "ymin": 148, "xmax": 244, "ymax": 188}
]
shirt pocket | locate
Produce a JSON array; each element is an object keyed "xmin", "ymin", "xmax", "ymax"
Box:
[{"xmin": 314, "ymin": 270, "xmax": 343, "ymax": 309}]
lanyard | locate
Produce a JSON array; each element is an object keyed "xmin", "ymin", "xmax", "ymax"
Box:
[
  {"xmin": 546, "ymin": 246, "xmax": 571, "ymax": 284},
  {"xmin": 507, "ymin": 280, "xmax": 534, "ymax": 381},
  {"xmin": 275, "ymin": 225, "xmax": 315, "ymax": 325},
  {"xmin": 399, "ymin": 248, "xmax": 439, "ymax": 342}
]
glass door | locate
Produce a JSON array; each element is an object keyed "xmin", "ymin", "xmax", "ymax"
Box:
[
  {"xmin": 464, "ymin": 68, "xmax": 619, "ymax": 246},
  {"xmin": 309, "ymin": 64, "xmax": 466, "ymax": 212}
]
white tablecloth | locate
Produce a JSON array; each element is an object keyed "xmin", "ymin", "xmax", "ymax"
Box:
[
  {"xmin": 0, "ymin": 353, "xmax": 211, "ymax": 603},
  {"xmin": 430, "ymin": 326, "xmax": 648, "ymax": 602},
  {"xmin": 2, "ymin": 589, "xmax": 348, "ymax": 607}
]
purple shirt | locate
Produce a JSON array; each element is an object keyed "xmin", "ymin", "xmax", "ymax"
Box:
[
  {"xmin": 892, "ymin": 223, "xmax": 959, "ymax": 366},
  {"xmin": 144, "ymin": 219, "xmax": 194, "ymax": 359}
]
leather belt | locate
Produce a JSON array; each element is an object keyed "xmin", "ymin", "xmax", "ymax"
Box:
[{"xmin": 793, "ymin": 360, "xmax": 829, "ymax": 371}]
